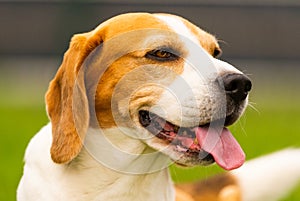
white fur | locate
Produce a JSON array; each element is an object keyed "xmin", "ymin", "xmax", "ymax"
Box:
[
  {"xmin": 155, "ymin": 14, "xmax": 199, "ymax": 45},
  {"xmin": 154, "ymin": 57, "xmax": 242, "ymax": 128},
  {"xmin": 232, "ymin": 148, "xmax": 300, "ymax": 201},
  {"xmin": 17, "ymin": 124, "xmax": 175, "ymax": 201}
]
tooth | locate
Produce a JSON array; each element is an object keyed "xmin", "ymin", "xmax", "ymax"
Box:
[
  {"xmin": 176, "ymin": 145, "xmax": 188, "ymax": 152},
  {"xmin": 194, "ymin": 138, "xmax": 198, "ymax": 144}
]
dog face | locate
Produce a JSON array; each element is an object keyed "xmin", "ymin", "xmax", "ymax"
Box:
[{"xmin": 46, "ymin": 13, "xmax": 251, "ymax": 171}]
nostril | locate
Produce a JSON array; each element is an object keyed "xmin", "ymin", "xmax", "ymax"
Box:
[
  {"xmin": 220, "ymin": 73, "xmax": 252, "ymax": 102},
  {"xmin": 244, "ymin": 79, "xmax": 252, "ymax": 92},
  {"xmin": 225, "ymin": 79, "xmax": 239, "ymax": 93}
]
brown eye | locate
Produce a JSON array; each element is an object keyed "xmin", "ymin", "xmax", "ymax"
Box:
[
  {"xmin": 155, "ymin": 50, "xmax": 171, "ymax": 58},
  {"xmin": 146, "ymin": 49, "xmax": 178, "ymax": 61}
]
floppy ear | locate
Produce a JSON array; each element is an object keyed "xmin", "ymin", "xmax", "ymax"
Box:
[{"xmin": 46, "ymin": 31, "xmax": 103, "ymax": 164}]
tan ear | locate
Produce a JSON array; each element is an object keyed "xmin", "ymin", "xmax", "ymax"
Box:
[{"xmin": 46, "ymin": 31, "xmax": 103, "ymax": 164}]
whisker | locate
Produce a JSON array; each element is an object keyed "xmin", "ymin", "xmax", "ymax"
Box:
[
  {"xmin": 248, "ymin": 102, "xmax": 260, "ymax": 115},
  {"xmin": 238, "ymin": 117, "xmax": 248, "ymax": 137}
]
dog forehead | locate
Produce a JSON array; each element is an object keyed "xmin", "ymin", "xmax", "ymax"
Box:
[
  {"xmin": 94, "ymin": 13, "xmax": 172, "ymax": 39},
  {"xmin": 153, "ymin": 14, "xmax": 200, "ymax": 45},
  {"xmin": 154, "ymin": 14, "xmax": 219, "ymax": 55},
  {"xmin": 94, "ymin": 13, "xmax": 202, "ymax": 44}
]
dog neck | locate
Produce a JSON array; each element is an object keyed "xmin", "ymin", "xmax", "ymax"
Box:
[{"xmin": 69, "ymin": 127, "xmax": 175, "ymax": 201}]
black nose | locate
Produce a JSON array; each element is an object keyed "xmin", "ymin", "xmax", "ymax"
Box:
[{"xmin": 221, "ymin": 73, "xmax": 252, "ymax": 102}]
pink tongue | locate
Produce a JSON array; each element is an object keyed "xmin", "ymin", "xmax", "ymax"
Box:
[{"xmin": 195, "ymin": 127, "xmax": 245, "ymax": 170}]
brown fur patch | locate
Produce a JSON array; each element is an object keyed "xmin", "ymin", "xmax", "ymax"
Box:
[
  {"xmin": 176, "ymin": 187, "xmax": 195, "ymax": 201},
  {"xmin": 175, "ymin": 173, "xmax": 241, "ymax": 201}
]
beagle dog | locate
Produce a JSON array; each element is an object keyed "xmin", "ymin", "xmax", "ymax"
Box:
[{"xmin": 17, "ymin": 12, "xmax": 253, "ymax": 201}]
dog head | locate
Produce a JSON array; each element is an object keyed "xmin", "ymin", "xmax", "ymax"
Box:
[{"xmin": 46, "ymin": 13, "xmax": 251, "ymax": 171}]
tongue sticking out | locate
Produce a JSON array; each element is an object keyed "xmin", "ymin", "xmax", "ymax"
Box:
[{"xmin": 195, "ymin": 127, "xmax": 245, "ymax": 170}]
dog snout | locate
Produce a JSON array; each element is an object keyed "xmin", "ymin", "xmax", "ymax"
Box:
[{"xmin": 220, "ymin": 73, "xmax": 252, "ymax": 102}]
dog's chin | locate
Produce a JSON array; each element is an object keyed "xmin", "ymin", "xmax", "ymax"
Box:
[{"xmin": 166, "ymin": 148, "xmax": 215, "ymax": 167}]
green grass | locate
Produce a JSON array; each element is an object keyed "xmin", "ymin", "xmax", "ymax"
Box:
[
  {"xmin": 1, "ymin": 99, "xmax": 300, "ymax": 201},
  {"xmin": 0, "ymin": 105, "xmax": 48, "ymax": 201}
]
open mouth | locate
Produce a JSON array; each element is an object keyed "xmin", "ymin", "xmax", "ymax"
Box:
[
  {"xmin": 138, "ymin": 110, "xmax": 245, "ymax": 170},
  {"xmin": 138, "ymin": 110, "xmax": 213, "ymax": 161}
]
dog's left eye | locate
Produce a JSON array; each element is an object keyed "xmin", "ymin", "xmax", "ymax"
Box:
[{"xmin": 146, "ymin": 49, "xmax": 178, "ymax": 61}]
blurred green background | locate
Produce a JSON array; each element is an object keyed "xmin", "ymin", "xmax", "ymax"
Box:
[{"xmin": 1, "ymin": 1, "xmax": 300, "ymax": 201}]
